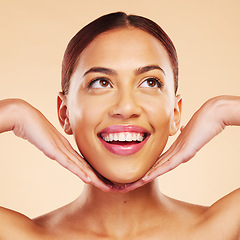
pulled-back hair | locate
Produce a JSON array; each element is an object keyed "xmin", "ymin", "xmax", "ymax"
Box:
[{"xmin": 62, "ymin": 12, "xmax": 178, "ymax": 94}]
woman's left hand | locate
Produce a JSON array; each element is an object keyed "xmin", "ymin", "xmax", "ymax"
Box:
[{"xmin": 122, "ymin": 95, "xmax": 240, "ymax": 193}]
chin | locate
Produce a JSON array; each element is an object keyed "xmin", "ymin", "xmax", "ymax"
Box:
[
  {"xmin": 111, "ymin": 176, "xmax": 141, "ymax": 185},
  {"xmin": 99, "ymin": 167, "xmax": 147, "ymax": 185}
]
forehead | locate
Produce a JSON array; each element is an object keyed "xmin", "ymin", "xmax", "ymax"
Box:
[
  {"xmin": 71, "ymin": 28, "xmax": 174, "ymax": 88},
  {"xmin": 76, "ymin": 28, "xmax": 173, "ymax": 78}
]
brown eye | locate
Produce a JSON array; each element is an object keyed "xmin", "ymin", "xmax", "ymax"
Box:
[
  {"xmin": 146, "ymin": 79, "xmax": 157, "ymax": 87},
  {"xmin": 99, "ymin": 79, "xmax": 109, "ymax": 87},
  {"xmin": 140, "ymin": 77, "xmax": 162, "ymax": 89},
  {"xmin": 89, "ymin": 78, "xmax": 112, "ymax": 89}
]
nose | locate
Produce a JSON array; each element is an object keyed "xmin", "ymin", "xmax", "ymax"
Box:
[{"xmin": 109, "ymin": 89, "xmax": 142, "ymax": 119}]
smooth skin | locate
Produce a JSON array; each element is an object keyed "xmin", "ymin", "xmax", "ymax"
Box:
[
  {"xmin": 0, "ymin": 28, "xmax": 239, "ymax": 239},
  {"xmin": 62, "ymin": 28, "xmax": 181, "ymax": 185}
]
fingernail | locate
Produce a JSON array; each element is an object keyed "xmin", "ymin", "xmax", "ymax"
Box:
[
  {"xmin": 142, "ymin": 175, "xmax": 148, "ymax": 181},
  {"xmin": 87, "ymin": 177, "xmax": 91, "ymax": 183}
]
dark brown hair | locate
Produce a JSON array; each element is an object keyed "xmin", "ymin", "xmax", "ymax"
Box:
[{"xmin": 61, "ymin": 12, "xmax": 178, "ymax": 94}]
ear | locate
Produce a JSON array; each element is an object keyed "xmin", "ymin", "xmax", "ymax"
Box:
[
  {"xmin": 169, "ymin": 94, "xmax": 182, "ymax": 136},
  {"xmin": 57, "ymin": 92, "xmax": 73, "ymax": 135}
]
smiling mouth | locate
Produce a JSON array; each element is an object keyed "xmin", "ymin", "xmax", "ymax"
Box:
[
  {"xmin": 100, "ymin": 132, "xmax": 147, "ymax": 143},
  {"xmin": 97, "ymin": 125, "xmax": 150, "ymax": 156}
]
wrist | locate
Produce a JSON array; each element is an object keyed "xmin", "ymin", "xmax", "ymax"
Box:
[
  {"xmin": 206, "ymin": 95, "xmax": 240, "ymax": 127},
  {"xmin": 0, "ymin": 99, "xmax": 29, "ymax": 133}
]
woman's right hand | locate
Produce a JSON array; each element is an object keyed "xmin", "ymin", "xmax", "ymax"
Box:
[
  {"xmin": 0, "ymin": 99, "xmax": 112, "ymax": 192},
  {"xmin": 122, "ymin": 95, "xmax": 240, "ymax": 193}
]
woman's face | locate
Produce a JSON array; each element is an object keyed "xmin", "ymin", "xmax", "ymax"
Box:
[{"xmin": 64, "ymin": 28, "xmax": 181, "ymax": 184}]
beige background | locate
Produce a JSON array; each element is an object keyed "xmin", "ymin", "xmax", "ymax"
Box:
[{"xmin": 0, "ymin": 0, "xmax": 239, "ymax": 218}]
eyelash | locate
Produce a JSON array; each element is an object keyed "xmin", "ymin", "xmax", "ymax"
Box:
[
  {"xmin": 87, "ymin": 77, "xmax": 112, "ymax": 89},
  {"xmin": 87, "ymin": 76, "xmax": 163, "ymax": 89},
  {"xmin": 140, "ymin": 77, "xmax": 163, "ymax": 89}
]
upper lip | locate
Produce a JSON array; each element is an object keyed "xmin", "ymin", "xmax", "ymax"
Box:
[{"xmin": 98, "ymin": 125, "xmax": 151, "ymax": 135}]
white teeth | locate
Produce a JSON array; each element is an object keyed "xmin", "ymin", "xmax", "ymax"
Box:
[
  {"xmin": 109, "ymin": 134, "xmax": 114, "ymax": 141},
  {"xmin": 137, "ymin": 133, "xmax": 144, "ymax": 141},
  {"xmin": 119, "ymin": 133, "xmax": 125, "ymax": 141},
  {"xmin": 114, "ymin": 133, "xmax": 118, "ymax": 141},
  {"xmin": 101, "ymin": 132, "xmax": 145, "ymax": 142},
  {"xmin": 126, "ymin": 133, "xmax": 132, "ymax": 141},
  {"xmin": 132, "ymin": 133, "xmax": 137, "ymax": 141}
]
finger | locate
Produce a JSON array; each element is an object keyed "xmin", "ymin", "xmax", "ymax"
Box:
[
  {"xmin": 153, "ymin": 136, "xmax": 189, "ymax": 168},
  {"xmin": 154, "ymin": 140, "xmax": 180, "ymax": 166},
  {"xmin": 142, "ymin": 161, "xmax": 172, "ymax": 182},
  {"xmin": 46, "ymin": 128, "xmax": 87, "ymax": 166},
  {"xmin": 58, "ymin": 135, "xmax": 85, "ymax": 162},
  {"xmin": 56, "ymin": 140, "xmax": 113, "ymax": 190},
  {"xmin": 57, "ymin": 144, "xmax": 114, "ymax": 192},
  {"xmin": 57, "ymin": 138, "xmax": 91, "ymax": 169},
  {"xmin": 55, "ymin": 148, "xmax": 112, "ymax": 192},
  {"xmin": 119, "ymin": 145, "xmax": 185, "ymax": 193},
  {"xmin": 45, "ymin": 130, "xmax": 93, "ymax": 172},
  {"xmin": 144, "ymin": 151, "xmax": 188, "ymax": 182},
  {"xmin": 55, "ymin": 151, "xmax": 91, "ymax": 183},
  {"xmin": 83, "ymin": 168, "xmax": 113, "ymax": 192},
  {"xmin": 150, "ymin": 145, "xmax": 178, "ymax": 170},
  {"xmin": 119, "ymin": 179, "xmax": 147, "ymax": 193},
  {"xmin": 57, "ymin": 147, "xmax": 112, "ymax": 191},
  {"xmin": 180, "ymin": 125, "xmax": 185, "ymax": 132}
]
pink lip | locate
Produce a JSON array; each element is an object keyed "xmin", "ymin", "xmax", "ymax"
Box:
[
  {"xmin": 99, "ymin": 125, "xmax": 150, "ymax": 133},
  {"xmin": 98, "ymin": 125, "xmax": 150, "ymax": 156}
]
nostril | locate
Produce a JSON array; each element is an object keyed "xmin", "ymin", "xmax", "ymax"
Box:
[
  {"xmin": 110, "ymin": 102, "xmax": 142, "ymax": 119},
  {"xmin": 112, "ymin": 111, "xmax": 122, "ymax": 116}
]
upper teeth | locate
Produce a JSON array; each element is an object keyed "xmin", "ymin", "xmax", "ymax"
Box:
[{"xmin": 101, "ymin": 132, "xmax": 145, "ymax": 142}]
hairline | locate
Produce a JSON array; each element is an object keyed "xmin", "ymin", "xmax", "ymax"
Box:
[{"xmin": 70, "ymin": 26, "xmax": 176, "ymax": 91}]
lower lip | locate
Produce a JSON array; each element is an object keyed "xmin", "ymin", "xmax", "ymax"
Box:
[{"xmin": 98, "ymin": 136, "xmax": 149, "ymax": 156}]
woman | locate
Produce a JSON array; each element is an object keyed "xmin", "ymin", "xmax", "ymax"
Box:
[{"xmin": 0, "ymin": 12, "xmax": 239, "ymax": 239}]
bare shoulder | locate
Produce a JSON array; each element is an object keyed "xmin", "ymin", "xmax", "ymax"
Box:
[
  {"xmin": 0, "ymin": 207, "xmax": 52, "ymax": 240},
  {"xmin": 205, "ymin": 188, "xmax": 240, "ymax": 224},
  {"xmin": 208, "ymin": 188, "xmax": 240, "ymax": 215},
  {"xmin": 196, "ymin": 188, "xmax": 240, "ymax": 240}
]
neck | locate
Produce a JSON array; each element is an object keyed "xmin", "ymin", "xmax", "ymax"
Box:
[{"xmin": 74, "ymin": 180, "xmax": 168, "ymax": 237}]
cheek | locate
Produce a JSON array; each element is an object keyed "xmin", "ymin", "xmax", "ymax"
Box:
[
  {"xmin": 150, "ymin": 106, "xmax": 173, "ymax": 130},
  {"xmin": 68, "ymin": 91, "xmax": 174, "ymax": 183},
  {"xmin": 142, "ymin": 96, "xmax": 174, "ymax": 153},
  {"xmin": 70, "ymin": 96, "xmax": 104, "ymax": 131},
  {"xmin": 140, "ymin": 94, "xmax": 174, "ymax": 129},
  {"xmin": 69, "ymin": 96, "xmax": 109, "ymax": 156}
]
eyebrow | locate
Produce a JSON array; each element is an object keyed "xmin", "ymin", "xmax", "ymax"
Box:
[
  {"xmin": 135, "ymin": 65, "xmax": 165, "ymax": 76},
  {"xmin": 83, "ymin": 67, "xmax": 117, "ymax": 76},
  {"xmin": 83, "ymin": 65, "xmax": 165, "ymax": 77}
]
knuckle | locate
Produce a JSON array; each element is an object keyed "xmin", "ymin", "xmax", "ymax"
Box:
[{"xmin": 62, "ymin": 158, "xmax": 74, "ymax": 169}]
